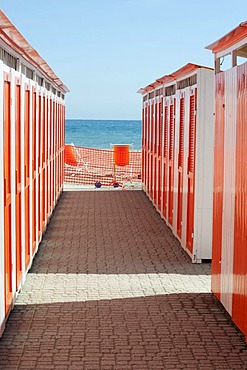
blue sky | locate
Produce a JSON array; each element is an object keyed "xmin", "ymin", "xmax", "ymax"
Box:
[{"xmin": 1, "ymin": 1, "xmax": 246, "ymax": 119}]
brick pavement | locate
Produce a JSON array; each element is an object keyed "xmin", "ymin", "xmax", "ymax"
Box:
[{"xmin": 0, "ymin": 190, "xmax": 247, "ymax": 369}]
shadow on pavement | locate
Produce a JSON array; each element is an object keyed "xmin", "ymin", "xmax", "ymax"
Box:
[{"xmin": 0, "ymin": 293, "xmax": 247, "ymax": 369}]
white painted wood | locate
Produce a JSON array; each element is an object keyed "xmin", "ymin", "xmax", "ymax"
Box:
[
  {"xmin": 194, "ymin": 68, "xmax": 215, "ymax": 262},
  {"xmin": 220, "ymin": 67, "xmax": 238, "ymax": 315}
]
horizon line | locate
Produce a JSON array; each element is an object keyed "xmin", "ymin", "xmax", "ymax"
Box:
[{"xmin": 65, "ymin": 118, "xmax": 141, "ymax": 121}]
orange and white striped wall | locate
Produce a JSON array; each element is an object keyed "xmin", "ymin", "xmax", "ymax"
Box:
[
  {"xmin": 139, "ymin": 63, "xmax": 214, "ymax": 263},
  {"xmin": 0, "ymin": 11, "xmax": 68, "ymax": 337},
  {"xmin": 206, "ymin": 21, "xmax": 247, "ymax": 342}
]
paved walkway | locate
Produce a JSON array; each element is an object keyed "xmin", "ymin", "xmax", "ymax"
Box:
[{"xmin": 0, "ymin": 190, "xmax": 247, "ymax": 369}]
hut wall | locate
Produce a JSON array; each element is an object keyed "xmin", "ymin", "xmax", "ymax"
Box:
[
  {"xmin": 0, "ymin": 34, "xmax": 66, "ymax": 337},
  {"xmin": 141, "ymin": 65, "xmax": 214, "ymax": 263}
]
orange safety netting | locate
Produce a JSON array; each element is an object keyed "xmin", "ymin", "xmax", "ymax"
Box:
[{"xmin": 64, "ymin": 145, "xmax": 142, "ymax": 186}]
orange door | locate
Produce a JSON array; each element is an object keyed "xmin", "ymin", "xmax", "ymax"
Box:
[
  {"xmin": 153, "ymin": 102, "xmax": 158, "ymax": 205},
  {"xmin": 150, "ymin": 103, "xmax": 154, "ymax": 199},
  {"xmin": 46, "ymin": 97, "xmax": 49, "ymax": 218},
  {"xmin": 48, "ymin": 98, "xmax": 53, "ymax": 216},
  {"xmin": 4, "ymin": 79, "xmax": 12, "ymax": 315},
  {"xmin": 168, "ymin": 100, "xmax": 175, "ymax": 226},
  {"xmin": 54, "ymin": 102, "xmax": 57, "ymax": 200},
  {"xmin": 15, "ymin": 83, "xmax": 22, "ymax": 289},
  {"xmin": 50, "ymin": 101, "xmax": 54, "ymax": 210},
  {"xmin": 146, "ymin": 105, "xmax": 150, "ymax": 193},
  {"xmin": 58, "ymin": 103, "xmax": 61, "ymax": 194},
  {"xmin": 212, "ymin": 73, "xmax": 225, "ymax": 299},
  {"xmin": 37, "ymin": 95, "xmax": 42, "ymax": 239},
  {"xmin": 162, "ymin": 105, "xmax": 168, "ymax": 220},
  {"xmin": 24, "ymin": 89, "xmax": 31, "ymax": 269},
  {"xmin": 157, "ymin": 99, "xmax": 163, "ymax": 211},
  {"xmin": 32, "ymin": 91, "xmax": 37, "ymax": 254},
  {"xmin": 41, "ymin": 96, "xmax": 46, "ymax": 230},
  {"xmin": 177, "ymin": 97, "xmax": 185, "ymax": 239},
  {"xmin": 186, "ymin": 90, "xmax": 197, "ymax": 252}
]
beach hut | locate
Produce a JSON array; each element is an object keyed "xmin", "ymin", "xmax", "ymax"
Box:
[
  {"xmin": 206, "ymin": 21, "xmax": 247, "ymax": 342},
  {"xmin": 139, "ymin": 63, "xmax": 214, "ymax": 263},
  {"xmin": 0, "ymin": 10, "xmax": 68, "ymax": 336}
]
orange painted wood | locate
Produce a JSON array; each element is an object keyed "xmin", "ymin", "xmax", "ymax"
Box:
[
  {"xmin": 212, "ymin": 73, "xmax": 225, "ymax": 299},
  {"xmin": 41, "ymin": 97, "xmax": 46, "ymax": 230},
  {"xmin": 15, "ymin": 84, "xmax": 22, "ymax": 289},
  {"xmin": 32, "ymin": 91, "xmax": 37, "ymax": 253},
  {"xmin": 3, "ymin": 80, "xmax": 12, "ymax": 315},
  {"xmin": 186, "ymin": 90, "xmax": 197, "ymax": 253},
  {"xmin": 162, "ymin": 105, "xmax": 168, "ymax": 220},
  {"xmin": 157, "ymin": 158, "xmax": 161, "ymax": 211},
  {"xmin": 37, "ymin": 95, "xmax": 42, "ymax": 239},
  {"xmin": 168, "ymin": 100, "xmax": 175, "ymax": 226},
  {"xmin": 153, "ymin": 156, "xmax": 157, "ymax": 205},
  {"xmin": 142, "ymin": 106, "xmax": 145, "ymax": 185},
  {"xmin": 177, "ymin": 97, "xmax": 185, "ymax": 239},
  {"xmin": 24, "ymin": 89, "xmax": 31, "ymax": 269}
]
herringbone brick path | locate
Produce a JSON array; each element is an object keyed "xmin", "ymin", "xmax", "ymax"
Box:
[{"xmin": 0, "ymin": 190, "xmax": 247, "ymax": 369}]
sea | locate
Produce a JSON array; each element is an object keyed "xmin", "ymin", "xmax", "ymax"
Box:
[{"xmin": 65, "ymin": 119, "xmax": 142, "ymax": 151}]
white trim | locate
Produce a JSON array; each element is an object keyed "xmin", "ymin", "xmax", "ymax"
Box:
[
  {"xmin": 193, "ymin": 68, "xmax": 214, "ymax": 261},
  {"xmin": 220, "ymin": 67, "xmax": 238, "ymax": 315},
  {"xmin": 214, "ymin": 37, "xmax": 247, "ymax": 60}
]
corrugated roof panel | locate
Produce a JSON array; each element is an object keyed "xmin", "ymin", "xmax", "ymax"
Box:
[{"xmin": 138, "ymin": 63, "xmax": 213, "ymax": 94}]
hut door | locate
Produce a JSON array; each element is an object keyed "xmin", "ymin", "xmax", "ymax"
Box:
[
  {"xmin": 4, "ymin": 79, "xmax": 12, "ymax": 315},
  {"xmin": 168, "ymin": 100, "xmax": 175, "ymax": 226},
  {"xmin": 24, "ymin": 88, "xmax": 31, "ymax": 269},
  {"xmin": 157, "ymin": 98, "xmax": 163, "ymax": 211},
  {"xmin": 162, "ymin": 104, "xmax": 168, "ymax": 219},
  {"xmin": 177, "ymin": 96, "xmax": 185, "ymax": 238},
  {"xmin": 32, "ymin": 91, "xmax": 37, "ymax": 254},
  {"xmin": 37, "ymin": 96, "xmax": 42, "ymax": 240},
  {"xmin": 41, "ymin": 97, "xmax": 46, "ymax": 231},
  {"xmin": 186, "ymin": 90, "xmax": 197, "ymax": 253},
  {"xmin": 15, "ymin": 83, "xmax": 22, "ymax": 289}
]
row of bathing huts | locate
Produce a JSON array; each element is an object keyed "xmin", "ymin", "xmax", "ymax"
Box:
[
  {"xmin": 138, "ymin": 22, "xmax": 247, "ymax": 341},
  {"xmin": 0, "ymin": 10, "xmax": 68, "ymax": 336},
  {"xmin": 0, "ymin": 8, "xmax": 246, "ymax": 342}
]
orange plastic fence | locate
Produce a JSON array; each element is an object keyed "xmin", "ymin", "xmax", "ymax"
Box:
[{"xmin": 64, "ymin": 145, "xmax": 142, "ymax": 186}]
